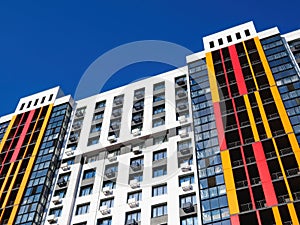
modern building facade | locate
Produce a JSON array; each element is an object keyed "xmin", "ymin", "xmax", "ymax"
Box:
[
  {"xmin": 0, "ymin": 21, "xmax": 300, "ymax": 225},
  {"xmin": 0, "ymin": 87, "xmax": 74, "ymax": 225}
]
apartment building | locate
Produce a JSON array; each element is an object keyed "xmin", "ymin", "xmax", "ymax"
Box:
[{"xmin": 1, "ymin": 21, "xmax": 300, "ymax": 225}]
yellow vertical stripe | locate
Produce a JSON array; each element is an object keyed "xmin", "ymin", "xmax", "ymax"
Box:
[
  {"xmin": 242, "ymin": 41, "xmax": 259, "ymax": 90},
  {"xmin": 254, "ymin": 92, "xmax": 273, "ymax": 138},
  {"xmin": 270, "ymin": 86, "xmax": 293, "ymax": 134},
  {"xmin": 271, "ymin": 138, "xmax": 294, "ymax": 201},
  {"xmin": 206, "ymin": 52, "xmax": 220, "ymax": 103},
  {"xmin": 0, "ymin": 115, "xmax": 16, "ymax": 153},
  {"xmin": 7, "ymin": 105, "xmax": 53, "ymax": 224},
  {"xmin": 288, "ymin": 133, "xmax": 300, "ymax": 169},
  {"xmin": 287, "ymin": 203, "xmax": 300, "ymax": 225},
  {"xmin": 272, "ymin": 206, "xmax": 283, "ymax": 225},
  {"xmin": 244, "ymin": 95, "xmax": 260, "ymax": 141},
  {"xmin": 254, "ymin": 37, "xmax": 276, "ymax": 86},
  {"xmin": 221, "ymin": 150, "xmax": 239, "ymax": 214}
]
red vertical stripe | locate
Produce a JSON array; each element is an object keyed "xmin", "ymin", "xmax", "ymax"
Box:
[
  {"xmin": 10, "ymin": 110, "xmax": 36, "ymax": 162},
  {"xmin": 0, "ymin": 113, "xmax": 26, "ymax": 176},
  {"xmin": 252, "ymin": 142, "xmax": 278, "ymax": 206},
  {"xmin": 213, "ymin": 102, "xmax": 227, "ymax": 150},
  {"xmin": 228, "ymin": 45, "xmax": 248, "ymax": 95},
  {"xmin": 230, "ymin": 215, "xmax": 240, "ymax": 225}
]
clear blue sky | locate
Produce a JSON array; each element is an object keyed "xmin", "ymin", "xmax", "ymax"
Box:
[{"xmin": 1, "ymin": 0, "xmax": 300, "ymax": 116}]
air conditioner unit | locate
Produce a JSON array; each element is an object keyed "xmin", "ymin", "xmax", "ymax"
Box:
[
  {"xmin": 65, "ymin": 149, "xmax": 74, "ymax": 156},
  {"xmin": 61, "ymin": 163, "xmax": 69, "ymax": 171},
  {"xmin": 135, "ymin": 91, "xmax": 144, "ymax": 99},
  {"xmin": 133, "ymin": 102, "xmax": 143, "ymax": 110},
  {"xmin": 108, "ymin": 135, "xmax": 117, "ymax": 143},
  {"xmin": 114, "ymin": 98, "xmax": 123, "ymax": 105},
  {"xmin": 180, "ymin": 148, "xmax": 190, "ymax": 155},
  {"xmin": 132, "ymin": 128, "xmax": 141, "ymax": 136},
  {"xmin": 57, "ymin": 178, "xmax": 67, "ymax": 187},
  {"xmin": 75, "ymin": 110, "xmax": 84, "ymax": 117},
  {"xmin": 178, "ymin": 104, "xmax": 187, "ymax": 110},
  {"xmin": 130, "ymin": 179, "xmax": 140, "ymax": 189},
  {"xmin": 132, "ymin": 146, "xmax": 141, "ymax": 154},
  {"xmin": 132, "ymin": 116, "xmax": 142, "ymax": 123},
  {"xmin": 177, "ymin": 90, "xmax": 187, "ymax": 97},
  {"xmin": 182, "ymin": 202, "xmax": 194, "ymax": 213},
  {"xmin": 128, "ymin": 198, "xmax": 139, "ymax": 208},
  {"xmin": 178, "ymin": 115, "xmax": 187, "ymax": 123},
  {"xmin": 179, "ymin": 129, "xmax": 188, "ymax": 138},
  {"xmin": 102, "ymin": 186, "xmax": 112, "ymax": 195},
  {"xmin": 112, "ymin": 110, "xmax": 121, "ymax": 117},
  {"xmin": 99, "ymin": 205, "xmax": 110, "ymax": 215},
  {"xmin": 126, "ymin": 219, "xmax": 137, "ymax": 225},
  {"xmin": 181, "ymin": 181, "xmax": 192, "ymax": 191},
  {"xmin": 72, "ymin": 123, "xmax": 81, "ymax": 129},
  {"xmin": 107, "ymin": 153, "xmax": 117, "ymax": 162},
  {"xmin": 111, "ymin": 123, "xmax": 120, "ymax": 129},
  {"xmin": 52, "ymin": 196, "xmax": 61, "ymax": 205},
  {"xmin": 47, "ymin": 215, "xmax": 57, "ymax": 223},
  {"xmin": 176, "ymin": 78, "xmax": 186, "ymax": 85},
  {"xmin": 181, "ymin": 162, "xmax": 191, "ymax": 172},
  {"xmin": 131, "ymin": 162, "xmax": 141, "ymax": 171},
  {"xmin": 69, "ymin": 135, "xmax": 78, "ymax": 142},
  {"xmin": 105, "ymin": 170, "xmax": 116, "ymax": 178}
]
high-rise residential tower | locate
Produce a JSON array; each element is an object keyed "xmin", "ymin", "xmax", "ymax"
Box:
[{"xmin": 1, "ymin": 21, "xmax": 300, "ymax": 225}]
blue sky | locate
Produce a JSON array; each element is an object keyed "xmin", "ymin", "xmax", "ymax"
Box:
[{"xmin": 1, "ymin": 1, "xmax": 300, "ymax": 116}]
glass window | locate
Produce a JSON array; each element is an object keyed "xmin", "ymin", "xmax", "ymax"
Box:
[
  {"xmin": 181, "ymin": 216, "xmax": 198, "ymax": 225},
  {"xmin": 100, "ymin": 198, "xmax": 114, "ymax": 208},
  {"xmin": 52, "ymin": 189, "xmax": 66, "ymax": 200},
  {"xmin": 98, "ymin": 217, "xmax": 112, "ymax": 225},
  {"xmin": 76, "ymin": 203, "xmax": 90, "ymax": 215},
  {"xmin": 126, "ymin": 210, "xmax": 141, "ymax": 222},
  {"xmin": 95, "ymin": 101, "xmax": 106, "ymax": 109},
  {"xmin": 128, "ymin": 191, "xmax": 142, "ymax": 201},
  {"xmin": 152, "ymin": 203, "xmax": 167, "ymax": 218},
  {"xmin": 79, "ymin": 185, "xmax": 93, "ymax": 196},
  {"xmin": 153, "ymin": 166, "xmax": 167, "ymax": 178},
  {"xmin": 153, "ymin": 94, "xmax": 165, "ymax": 102},
  {"xmin": 49, "ymin": 207, "xmax": 62, "ymax": 217},
  {"xmin": 152, "ymin": 184, "xmax": 167, "ymax": 196},
  {"xmin": 179, "ymin": 174, "xmax": 195, "ymax": 186},
  {"xmin": 153, "ymin": 82, "xmax": 165, "ymax": 91},
  {"xmin": 83, "ymin": 169, "xmax": 96, "ymax": 179},
  {"xmin": 90, "ymin": 123, "xmax": 102, "ymax": 133},
  {"xmin": 153, "ymin": 117, "xmax": 165, "ymax": 127},
  {"xmin": 103, "ymin": 180, "xmax": 116, "ymax": 189},
  {"xmin": 153, "ymin": 149, "xmax": 167, "ymax": 161},
  {"xmin": 93, "ymin": 112, "xmax": 104, "ymax": 120},
  {"xmin": 153, "ymin": 105, "xmax": 165, "ymax": 115},
  {"xmin": 180, "ymin": 194, "xmax": 197, "ymax": 207}
]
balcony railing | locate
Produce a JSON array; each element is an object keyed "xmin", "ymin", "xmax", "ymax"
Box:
[{"xmin": 240, "ymin": 202, "xmax": 252, "ymax": 212}]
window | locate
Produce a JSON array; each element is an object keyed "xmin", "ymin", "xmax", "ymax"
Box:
[
  {"xmin": 152, "ymin": 184, "xmax": 167, "ymax": 196},
  {"xmin": 153, "ymin": 117, "xmax": 165, "ymax": 127},
  {"xmin": 95, "ymin": 101, "xmax": 106, "ymax": 109},
  {"xmin": 103, "ymin": 180, "xmax": 116, "ymax": 189},
  {"xmin": 100, "ymin": 198, "xmax": 114, "ymax": 208},
  {"xmin": 153, "ymin": 94, "xmax": 165, "ymax": 102},
  {"xmin": 49, "ymin": 207, "xmax": 62, "ymax": 217},
  {"xmin": 152, "ymin": 203, "xmax": 167, "ymax": 218},
  {"xmin": 87, "ymin": 136, "xmax": 99, "ymax": 146},
  {"xmin": 245, "ymin": 29, "xmax": 250, "ymax": 36},
  {"xmin": 98, "ymin": 217, "xmax": 112, "ymax": 225},
  {"xmin": 131, "ymin": 157, "xmax": 144, "ymax": 168},
  {"xmin": 153, "ymin": 135, "xmax": 168, "ymax": 145},
  {"xmin": 180, "ymin": 194, "xmax": 197, "ymax": 207},
  {"xmin": 63, "ymin": 157, "xmax": 75, "ymax": 165},
  {"xmin": 227, "ymin": 35, "xmax": 232, "ymax": 42},
  {"xmin": 90, "ymin": 123, "xmax": 102, "ymax": 133},
  {"xmin": 82, "ymin": 169, "xmax": 96, "ymax": 180},
  {"xmin": 54, "ymin": 189, "xmax": 67, "ymax": 198},
  {"xmin": 129, "ymin": 173, "xmax": 143, "ymax": 182},
  {"xmin": 154, "ymin": 82, "xmax": 165, "ymax": 91},
  {"xmin": 79, "ymin": 185, "xmax": 93, "ymax": 196},
  {"xmin": 218, "ymin": 38, "xmax": 223, "ymax": 45},
  {"xmin": 126, "ymin": 210, "xmax": 141, "ymax": 223},
  {"xmin": 93, "ymin": 112, "xmax": 104, "ymax": 120},
  {"xmin": 128, "ymin": 191, "xmax": 142, "ymax": 201},
  {"xmin": 179, "ymin": 174, "xmax": 195, "ymax": 186},
  {"xmin": 58, "ymin": 172, "xmax": 71, "ymax": 182},
  {"xmin": 178, "ymin": 140, "xmax": 192, "ymax": 151},
  {"xmin": 153, "ymin": 149, "xmax": 167, "ymax": 161},
  {"xmin": 76, "ymin": 203, "xmax": 90, "ymax": 215},
  {"xmin": 236, "ymin": 32, "xmax": 241, "ymax": 39},
  {"xmin": 209, "ymin": 41, "xmax": 214, "ymax": 48},
  {"xmin": 181, "ymin": 216, "xmax": 198, "ymax": 225},
  {"xmin": 153, "ymin": 166, "xmax": 167, "ymax": 178},
  {"xmin": 153, "ymin": 105, "xmax": 165, "ymax": 115},
  {"xmin": 85, "ymin": 154, "xmax": 99, "ymax": 163}
]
